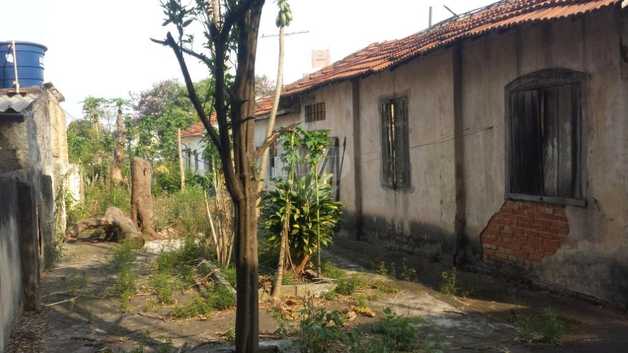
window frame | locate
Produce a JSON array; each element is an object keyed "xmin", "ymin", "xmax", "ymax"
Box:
[
  {"xmin": 504, "ymin": 69, "xmax": 588, "ymax": 207},
  {"xmin": 304, "ymin": 102, "xmax": 326, "ymax": 122},
  {"xmin": 380, "ymin": 95, "xmax": 411, "ymax": 191}
]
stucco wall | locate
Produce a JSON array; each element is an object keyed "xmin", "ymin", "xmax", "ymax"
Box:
[
  {"xmin": 459, "ymin": 8, "xmax": 628, "ymax": 304},
  {"xmin": 356, "ymin": 49, "xmax": 457, "ymax": 253},
  {"xmin": 0, "ymin": 176, "xmax": 21, "ymax": 353}
]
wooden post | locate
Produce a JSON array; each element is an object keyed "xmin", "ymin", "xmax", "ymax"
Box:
[
  {"xmin": 131, "ymin": 158, "xmax": 157, "ymax": 239},
  {"xmin": 177, "ymin": 128, "xmax": 186, "ymax": 191}
]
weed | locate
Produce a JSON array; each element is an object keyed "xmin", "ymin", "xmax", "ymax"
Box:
[
  {"xmin": 322, "ymin": 290, "xmax": 338, "ymax": 301},
  {"xmin": 149, "ymin": 272, "xmax": 179, "ymax": 304},
  {"xmin": 206, "ymin": 286, "xmax": 236, "ymax": 310},
  {"xmin": 374, "ymin": 260, "xmax": 389, "ymax": 276},
  {"xmin": 372, "ymin": 308, "xmax": 421, "ymax": 351},
  {"xmin": 515, "ymin": 308, "xmax": 566, "ymax": 345},
  {"xmin": 369, "ymin": 279, "xmax": 399, "ymax": 295},
  {"xmin": 345, "ymin": 331, "xmax": 391, "ymax": 353},
  {"xmin": 108, "ymin": 241, "xmax": 138, "ymax": 311},
  {"xmin": 223, "ymin": 327, "xmax": 236, "ymax": 344},
  {"xmin": 439, "ymin": 268, "xmax": 458, "ymax": 296},
  {"xmin": 171, "ymin": 296, "xmax": 212, "ymax": 319},
  {"xmin": 222, "ymin": 266, "xmax": 236, "ymax": 287},
  {"xmin": 321, "ymin": 260, "xmax": 345, "ymax": 279},
  {"xmin": 397, "ymin": 259, "xmax": 417, "ymax": 281},
  {"xmin": 299, "ymin": 298, "xmax": 346, "ymax": 353},
  {"xmin": 270, "ymin": 306, "xmax": 294, "ymax": 337},
  {"xmin": 335, "ymin": 276, "xmax": 365, "ymax": 296}
]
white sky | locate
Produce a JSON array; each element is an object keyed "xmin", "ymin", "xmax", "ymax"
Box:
[{"xmin": 2, "ymin": 0, "xmax": 495, "ymax": 120}]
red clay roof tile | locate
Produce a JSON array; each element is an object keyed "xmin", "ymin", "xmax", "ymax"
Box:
[{"xmin": 183, "ymin": 0, "xmax": 619, "ymax": 137}]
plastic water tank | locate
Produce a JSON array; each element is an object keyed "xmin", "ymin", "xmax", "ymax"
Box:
[{"xmin": 0, "ymin": 41, "xmax": 47, "ymax": 89}]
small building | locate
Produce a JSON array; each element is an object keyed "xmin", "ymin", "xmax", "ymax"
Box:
[
  {"xmin": 182, "ymin": 0, "xmax": 628, "ymax": 306},
  {"xmin": 0, "ymin": 41, "xmax": 73, "ymax": 350}
]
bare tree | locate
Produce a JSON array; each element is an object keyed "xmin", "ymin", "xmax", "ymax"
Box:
[
  {"xmin": 154, "ymin": 1, "xmax": 291, "ymax": 352},
  {"xmin": 110, "ymin": 99, "xmax": 128, "ymax": 186}
]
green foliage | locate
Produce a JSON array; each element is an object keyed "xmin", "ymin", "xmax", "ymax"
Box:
[
  {"xmin": 154, "ymin": 237, "xmax": 209, "ymax": 287},
  {"xmin": 372, "ymin": 308, "xmax": 421, "ymax": 351},
  {"xmin": 129, "ymin": 80, "xmax": 198, "ymax": 162},
  {"xmin": 276, "ymin": 0, "xmax": 293, "ymax": 27},
  {"xmin": 206, "ymin": 286, "xmax": 236, "ymax": 310},
  {"xmin": 396, "ymin": 259, "xmax": 417, "ymax": 281},
  {"xmin": 515, "ymin": 309, "xmax": 566, "ymax": 345},
  {"xmin": 109, "ymin": 241, "xmax": 138, "ymax": 311},
  {"xmin": 149, "ymin": 272, "xmax": 180, "ymax": 304},
  {"xmin": 334, "ymin": 276, "xmax": 365, "ymax": 296},
  {"xmin": 261, "ymin": 174, "xmax": 342, "ymax": 266},
  {"xmin": 321, "ymin": 260, "xmax": 345, "ymax": 280},
  {"xmin": 154, "ymin": 186, "xmax": 209, "ymax": 234},
  {"xmin": 171, "ymin": 295, "xmax": 213, "ymax": 319},
  {"xmin": 439, "ymin": 269, "xmax": 458, "ymax": 296},
  {"xmin": 299, "ymin": 299, "xmax": 346, "ymax": 353}
]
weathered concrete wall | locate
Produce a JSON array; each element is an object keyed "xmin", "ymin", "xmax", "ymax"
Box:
[
  {"xmin": 356, "ymin": 48, "xmax": 457, "ymax": 254},
  {"xmin": 461, "ymin": 8, "xmax": 628, "ymax": 305},
  {"xmin": 0, "ymin": 176, "xmax": 20, "ymax": 353}
]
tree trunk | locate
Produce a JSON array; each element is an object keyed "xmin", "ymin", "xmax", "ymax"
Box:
[
  {"xmin": 131, "ymin": 158, "xmax": 157, "ymax": 239},
  {"xmin": 111, "ymin": 107, "xmax": 126, "ymax": 186},
  {"xmin": 177, "ymin": 128, "xmax": 186, "ymax": 190},
  {"xmin": 271, "ymin": 206, "xmax": 290, "ymax": 299},
  {"xmin": 232, "ymin": 4, "xmax": 264, "ymax": 353}
]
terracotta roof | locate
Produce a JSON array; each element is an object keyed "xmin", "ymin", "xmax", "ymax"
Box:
[
  {"xmin": 281, "ymin": 0, "xmax": 620, "ymax": 96},
  {"xmin": 182, "ymin": 0, "xmax": 619, "ymax": 138},
  {"xmin": 181, "ymin": 97, "xmax": 273, "ymax": 137}
]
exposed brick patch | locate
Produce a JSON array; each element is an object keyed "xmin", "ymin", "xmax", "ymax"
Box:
[{"xmin": 481, "ymin": 200, "xmax": 569, "ymax": 268}]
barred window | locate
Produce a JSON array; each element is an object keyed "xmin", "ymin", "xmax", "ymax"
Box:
[
  {"xmin": 506, "ymin": 69, "xmax": 584, "ymax": 204},
  {"xmin": 380, "ymin": 96, "xmax": 410, "ymax": 190},
  {"xmin": 305, "ymin": 102, "xmax": 326, "ymax": 122}
]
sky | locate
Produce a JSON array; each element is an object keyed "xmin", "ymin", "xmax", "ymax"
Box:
[{"xmin": 2, "ymin": 0, "xmax": 495, "ymax": 121}]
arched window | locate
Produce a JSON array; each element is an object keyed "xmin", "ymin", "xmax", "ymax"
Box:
[{"xmin": 505, "ymin": 69, "xmax": 586, "ymax": 205}]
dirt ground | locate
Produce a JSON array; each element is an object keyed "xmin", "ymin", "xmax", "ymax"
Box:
[{"xmin": 7, "ymin": 239, "xmax": 628, "ymax": 353}]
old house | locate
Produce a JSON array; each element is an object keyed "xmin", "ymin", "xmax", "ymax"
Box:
[
  {"xmin": 182, "ymin": 0, "xmax": 628, "ymax": 306},
  {"xmin": 0, "ymin": 42, "xmax": 72, "ymax": 351}
]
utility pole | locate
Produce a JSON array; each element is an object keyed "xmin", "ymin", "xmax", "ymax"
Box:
[{"xmin": 429, "ymin": 6, "xmax": 433, "ymax": 28}]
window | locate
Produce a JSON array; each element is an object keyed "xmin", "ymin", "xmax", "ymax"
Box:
[
  {"xmin": 305, "ymin": 102, "xmax": 326, "ymax": 122},
  {"xmin": 506, "ymin": 69, "xmax": 585, "ymax": 203},
  {"xmin": 380, "ymin": 96, "xmax": 410, "ymax": 190}
]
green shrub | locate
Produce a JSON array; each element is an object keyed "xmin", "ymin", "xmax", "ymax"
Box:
[
  {"xmin": 299, "ymin": 299, "xmax": 346, "ymax": 353},
  {"xmin": 439, "ymin": 269, "xmax": 458, "ymax": 296},
  {"xmin": 149, "ymin": 272, "xmax": 179, "ymax": 304},
  {"xmin": 108, "ymin": 241, "xmax": 138, "ymax": 311},
  {"xmin": 372, "ymin": 308, "xmax": 420, "ymax": 351},
  {"xmin": 335, "ymin": 276, "xmax": 365, "ymax": 296},
  {"xmin": 207, "ymin": 286, "xmax": 236, "ymax": 310},
  {"xmin": 261, "ymin": 174, "xmax": 342, "ymax": 269},
  {"xmin": 171, "ymin": 296, "xmax": 212, "ymax": 319},
  {"xmin": 321, "ymin": 260, "xmax": 345, "ymax": 280},
  {"xmin": 515, "ymin": 308, "xmax": 566, "ymax": 345}
]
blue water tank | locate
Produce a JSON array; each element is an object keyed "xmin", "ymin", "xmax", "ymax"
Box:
[{"xmin": 0, "ymin": 41, "xmax": 47, "ymax": 89}]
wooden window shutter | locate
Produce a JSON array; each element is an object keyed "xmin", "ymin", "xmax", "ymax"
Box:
[
  {"xmin": 510, "ymin": 89, "xmax": 543, "ymax": 195},
  {"xmin": 394, "ymin": 97, "xmax": 410, "ymax": 189},
  {"xmin": 380, "ymin": 100, "xmax": 395, "ymax": 188}
]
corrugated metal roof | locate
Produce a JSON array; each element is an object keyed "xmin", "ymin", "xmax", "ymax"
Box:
[
  {"xmin": 182, "ymin": 0, "xmax": 620, "ymax": 137},
  {"xmin": 0, "ymin": 93, "xmax": 39, "ymax": 114}
]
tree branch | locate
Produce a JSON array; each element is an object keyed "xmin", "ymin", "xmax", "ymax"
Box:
[
  {"xmin": 255, "ymin": 123, "xmax": 297, "ymax": 160},
  {"xmin": 159, "ymin": 33, "xmax": 222, "ymax": 156},
  {"xmin": 151, "ymin": 38, "xmax": 213, "ymax": 67}
]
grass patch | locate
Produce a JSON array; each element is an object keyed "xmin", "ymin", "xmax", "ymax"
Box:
[
  {"xmin": 171, "ymin": 295, "xmax": 213, "ymax": 319},
  {"xmin": 515, "ymin": 308, "xmax": 566, "ymax": 345},
  {"xmin": 334, "ymin": 276, "xmax": 366, "ymax": 296},
  {"xmin": 108, "ymin": 241, "xmax": 139, "ymax": 311},
  {"xmin": 321, "ymin": 260, "xmax": 346, "ymax": 279}
]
